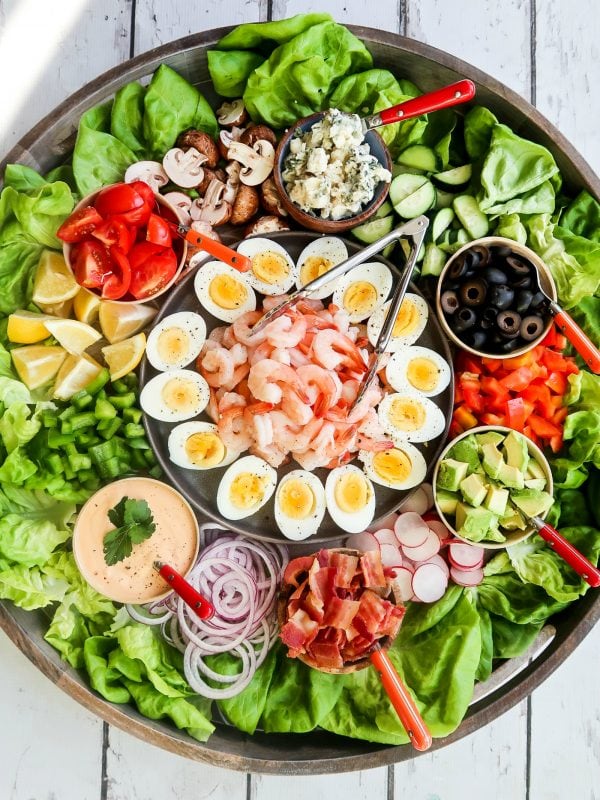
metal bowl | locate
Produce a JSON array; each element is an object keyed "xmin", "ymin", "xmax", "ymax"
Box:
[{"xmin": 1, "ymin": 24, "xmax": 599, "ymax": 776}]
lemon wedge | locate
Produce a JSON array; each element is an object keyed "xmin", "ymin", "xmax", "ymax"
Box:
[
  {"xmin": 99, "ymin": 301, "xmax": 157, "ymax": 344},
  {"xmin": 53, "ymin": 353, "xmax": 103, "ymax": 400},
  {"xmin": 102, "ymin": 333, "xmax": 146, "ymax": 381},
  {"xmin": 74, "ymin": 289, "xmax": 101, "ymax": 325},
  {"xmin": 32, "ymin": 250, "xmax": 79, "ymax": 306},
  {"xmin": 35, "ymin": 298, "xmax": 75, "ymax": 318},
  {"xmin": 44, "ymin": 318, "xmax": 102, "ymax": 355},
  {"xmin": 11, "ymin": 345, "xmax": 67, "ymax": 390},
  {"xmin": 7, "ymin": 310, "xmax": 55, "ymax": 344}
]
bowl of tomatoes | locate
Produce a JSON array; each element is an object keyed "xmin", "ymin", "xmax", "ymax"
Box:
[{"xmin": 58, "ymin": 181, "xmax": 187, "ymax": 303}]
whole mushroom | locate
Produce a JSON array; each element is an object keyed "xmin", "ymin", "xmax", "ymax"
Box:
[
  {"xmin": 162, "ymin": 147, "xmax": 207, "ymax": 188},
  {"xmin": 230, "ymin": 185, "xmax": 259, "ymax": 226},
  {"xmin": 176, "ymin": 129, "xmax": 220, "ymax": 169},
  {"xmin": 240, "ymin": 124, "xmax": 277, "ymax": 149},
  {"xmin": 260, "ymin": 176, "xmax": 288, "ymax": 217},
  {"xmin": 190, "ymin": 178, "xmax": 232, "ymax": 226},
  {"xmin": 197, "ymin": 167, "xmax": 227, "ymax": 196},
  {"xmin": 218, "ymin": 126, "xmax": 245, "ymax": 160},
  {"xmin": 216, "ymin": 99, "xmax": 248, "ymax": 128},
  {"xmin": 124, "ymin": 160, "xmax": 168, "ymax": 192},
  {"xmin": 227, "ymin": 140, "xmax": 275, "ymax": 186}
]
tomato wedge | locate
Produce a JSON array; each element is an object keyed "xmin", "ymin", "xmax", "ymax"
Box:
[
  {"xmin": 128, "ymin": 242, "xmax": 178, "ymax": 299},
  {"xmin": 146, "ymin": 213, "xmax": 173, "ymax": 247},
  {"xmin": 92, "ymin": 218, "xmax": 136, "ymax": 253},
  {"xmin": 102, "ymin": 246, "xmax": 132, "ymax": 300},
  {"xmin": 71, "ymin": 240, "xmax": 113, "ymax": 289},
  {"xmin": 128, "ymin": 180, "xmax": 156, "ymax": 209},
  {"xmin": 57, "ymin": 206, "xmax": 103, "ymax": 243},
  {"xmin": 94, "ymin": 183, "xmax": 151, "ymax": 227}
]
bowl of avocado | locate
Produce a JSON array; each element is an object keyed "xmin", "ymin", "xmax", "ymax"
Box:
[{"xmin": 432, "ymin": 425, "xmax": 554, "ymax": 548}]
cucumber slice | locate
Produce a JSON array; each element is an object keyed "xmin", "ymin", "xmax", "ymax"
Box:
[
  {"xmin": 392, "ymin": 163, "xmax": 425, "ymax": 178},
  {"xmin": 374, "ymin": 199, "xmax": 393, "ymax": 219},
  {"xmin": 434, "ymin": 188, "xmax": 456, "ymax": 210},
  {"xmin": 397, "ymin": 144, "xmax": 439, "ymax": 173},
  {"xmin": 399, "ymin": 239, "xmax": 425, "ymax": 263},
  {"xmin": 382, "ymin": 242, "xmax": 395, "ymax": 259},
  {"xmin": 438, "ymin": 228, "xmax": 470, "ymax": 254},
  {"xmin": 390, "ymin": 174, "xmax": 436, "ymax": 219},
  {"xmin": 434, "ymin": 164, "xmax": 473, "ymax": 186},
  {"xmin": 432, "ymin": 208, "xmax": 455, "ymax": 243},
  {"xmin": 351, "ymin": 214, "xmax": 394, "ymax": 244},
  {"xmin": 453, "ymin": 194, "xmax": 489, "ymax": 239},
  {"xmin": 422, "ymin": 244, "xmax": 447, "ymax": 277}
]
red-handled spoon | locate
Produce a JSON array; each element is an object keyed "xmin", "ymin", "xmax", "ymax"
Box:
[
  {"xmin": 153, "ymin": 560, "xmax": 215, "ymax": 619},
  {"xmin": 548, "ymin": 304, "xmax": 600, "ymax": 374},
  {"xmin": 169, "ymin": 223, "xmax": 252, "ymax": 273},
  {"xmin": 361, "ymin": 79, "xmax": 476, "ymax": 133},
  {"xmin": 370, "ymin": 645, "xmax": 432, "ymax": 751},
  {"xmin": 529, "ymin": 517, "xmax": 600, "ymax": 587}
]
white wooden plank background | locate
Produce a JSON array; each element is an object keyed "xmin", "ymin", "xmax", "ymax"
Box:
[{"xmin": 0, "ymin": 1, "xmax": 599, "ymax": 798}]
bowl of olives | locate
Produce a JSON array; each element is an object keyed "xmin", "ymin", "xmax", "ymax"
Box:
[{"xmin": 435, "ymin": 237, "xmax": 556, "ymax": 358}]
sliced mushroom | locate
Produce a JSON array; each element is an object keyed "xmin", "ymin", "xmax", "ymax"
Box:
[
  {"xmin": 162, "ymin": 147, "xmax": 207, "ymax": 188},
  {"xmin": 190, "ymin": 178, "xmax": 232, "ymax": 226},
  {"xmin": 163, "ymin": 191, "xmax": 193, "ymax": 225},
  {"xmin": 176, "ymin": 130, "xmax": 220, "ymax": 169},
  {"xmin": 223, "ymin": 161, "xmax": 241, "ymax": 204},
  {"xmin": 231, "ymin": 184, "xmax": 259, "ymax": 226},
  {"xmin": 244, "ymin": 215, "xmax": 290, "ymax": 237},
  {"xmin": 217, "ymin": 99, "xmax": 248, "ymax": 128},
  {"xmin": 187, "ymin": 223, "xmax": 223, "ymax": 270},
  {"xmin": 124, "ymin": 160, "xmax": 169, "ymax": 192},
  {"xmin": 240, "ymin": 124, "xmax": 277, "ymax": 149},
  {"xmin": 218, "ymin": 126, "xmax": 246, "ymax": 160},
  {"xmin": 197, "ymin": 167, "xmax": 223, "ymax": 196},
  {"xmin": 227, "ymin": 140, "xmax": 275, "ymax": 186},
  {"xmin": 260, "ymin": 176, "xmax": 288, "ymax": 217}
]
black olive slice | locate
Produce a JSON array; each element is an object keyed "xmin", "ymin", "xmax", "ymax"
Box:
[
  {"xmin": 441, "ymin": 290, "xmax": 460, "ymax": 315},
  {"xmin": 520, "ymin": 314, "xmax": 545, "ymax": 341},
  {"xmin": 512, "ymin": 275, "xmax": 532, "ymax": 289},
  {"xmin": 495, "ymin": 245, "xmax": 513, "ymax": 258},
  {"xmin": 499, "ymin": 338, "xmax": 522, "ymax": 353},
  {"xmin": 482, "ymin": 266, "xmax": 508, "ymax": 284},
  {"xmin": 452, "ymin": 307, "xmax": 477, "ymax": 332},
  {"xmin": 469, "ymin": 245, "xmax": 491, "ymax": 268},
  {"xmin": 506, "ymin": 256, "xmax": 531, "ymax": 275},
  {"xmin": 496, "ymin": 310, "xmax": 522, "ymax": 338},
  {"xmin": 515, "ymin": 289, "xmax": 534, "ymax": 313},
  {"xmin": 467, "ymin": 330, "xmax": 488, "ymax": 350},
  {"xmin": 448, "ymin": 255, "xmax": 469, "ymax": 280},
  {"xmin": 529, "ymin": 290, "xmax": 547, "ymax": 309},
  {"xmin": 488, "ymin": 284, "xmax": 515, "ymax": 309},
  {"xmin": 459, "ymin": 278, "xmax": 487, "ymax": 307}
]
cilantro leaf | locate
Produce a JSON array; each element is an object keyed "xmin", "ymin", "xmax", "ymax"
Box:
[{"xmin": 103, "ymin": 496, "xmax": 156, "ymax": 566}]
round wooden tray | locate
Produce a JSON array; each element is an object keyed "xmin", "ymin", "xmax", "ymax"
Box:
[{"xmin": 1, "ymin": 24, "xmax": 599, "ymax": 775}]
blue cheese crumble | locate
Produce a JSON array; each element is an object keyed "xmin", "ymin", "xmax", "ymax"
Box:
[{"xmin": 282, "ymin": 109, "xmax": 391, "ymax": 221}]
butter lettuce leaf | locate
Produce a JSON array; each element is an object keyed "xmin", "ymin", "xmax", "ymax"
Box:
[
  {"xmin": 560, "ymin": 190, "xmax": 600, "ymax": 241},
  {"xmin": 207, "ymin": 50, "xmax": 265, "ymax": 98},
  {"xmin": 111, "ymin": 82, "xmax": 147, "ymax": 155},
  {"xmin": 464, "ymin": 106, "xmax": 498, "ymax": 161},
  {"xmin": 217, "ymin": 13, "xmax": 333, "ymax": 50}
]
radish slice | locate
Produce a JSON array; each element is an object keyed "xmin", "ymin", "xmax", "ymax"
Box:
[
  {"xmin": 401, "ymin": 530, "xmax": 441, "ymax": 562},
  {"xmin": 373, "ymin": 528, "xmax": 399, "ymax": 548},
  {"xmin": 422, "ymin": 510, "xmax": 441, "ymax": 523},
  {"xmin": 428, "ymin": 520, "xmax": 453, "ymax": 544},
  {"xmin": 367, "ymin": 512, "xmax": 399, "ymax": 533},
  {"xmin": 448, "ymin": 542, "xmax": 485, "ymax": 570},
  {"xmin": 412, "ymin": 563, "xmax": 448, "ymax": 603},
  {"xmin": 450, "ymin": 566, "xmax": 484, "ymax": 587},
  {"xmin": 379, "ymin": 543, "xmax": 403, "ymax": 568},
  {"xmin": 394, "ymin": 513, "xmax": 429, "ymax": 548},
  {"xmin": 346, "ymin": 531, "xmax": 380, "ymax": 553},
  {"xmin": 390, "ymin": 567, "xmax": 414, "ymax": 603},
  {"xmin": 400, "ymin": 557, "xmax": 415, "ymax": 574},
  {"xmin": 421, "ymin": 483, "xmax": 434, "ymax": 509},
  {"xmin": 420, "ymin": 553, "xmax": 449, "ymax": 578},
  {"xmin": 398, "ymin": 487, "xmax": 429, "ymax": 516}
]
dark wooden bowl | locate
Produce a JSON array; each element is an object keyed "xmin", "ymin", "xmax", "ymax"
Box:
[
  {"xmin": 1, "ymin": 24, "xmax": 599, "ymax": 776},
  {"xmin": 273, "ymin": 112, "xmax": 393, "ymax": 233}
]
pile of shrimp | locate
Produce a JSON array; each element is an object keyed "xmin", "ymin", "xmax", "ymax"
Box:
[{"xmin": 196, "ymin": 296, "xmax": 393, "ymax": 470}]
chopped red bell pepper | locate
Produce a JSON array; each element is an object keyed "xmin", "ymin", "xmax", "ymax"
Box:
[
  {"xmin": 500, "ymin": 367, "xmax": 536, "ymax": 392},
  {"xmin": 547, "ymin": 371, "xmax": 568, "ymax": 395},
  {"xmin": 454, "ymin": 405, "xmax": 478, "ymax": 430},
  {"xmin": 528, "ymin": 414, "xmax": 562, "ymax": 438},
  {"xmin": 506, "ymin": 397, "xmax": 526, "ymax": 431}
]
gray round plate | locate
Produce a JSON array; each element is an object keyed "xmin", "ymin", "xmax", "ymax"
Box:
[{"xmin": 140, "ymin": 231, "xmax": 454, "ymax": 543}]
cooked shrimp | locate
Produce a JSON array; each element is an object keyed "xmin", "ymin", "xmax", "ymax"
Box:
[
  {"xmin": 208, "ymin": 326, "xmax": 228, "ymax": 344},
  {"xmin": 289, "ymin": 347, "xmax": 311, "ymax": 368},
  {"xmin": 311, "ymin": 329, "xmax": 368, "ymax": 373},
  {"xmin": 292, "ymin": 448, "xmax": 328, "ymax": 471},
  {"xmin": 262, "ymin": 294, "xmax": 289, "ymax": 311},
  {"xmin": 356, "ymin": 435, "xmax": 394, "ymax": 451},
  {"xmin": 248, "ymin": 359, "xmax": 309, "ymax": 405},
  {"xmin": 295, "ymin": 298, "xmax": 324, "ymax": 314},
  {"xmin": 200, "ymin": 346, "xmax": 235, "ymax": 388},
  {"xmin": 271, "ymin": 348, "xmax": 292, "ymax": 366},
  {"xmin": 248, "ymin": 340, "xmax": 274, "ymax": 366},
  {"xmin": 263, "ymin": 314, "xmax": 307, "ymax": 348},
  {"xmin": 232, "ymin": 311, "xmax": 265, "ymax": 345},
  {"xmin": 280, "ymin": 388, "xmax": 314, "ymax": 425},
  {"xmin": 217, "ymin": 406, "xmax": 252, "ymax": 452},
  {"xmin": 218, "ymin": 391, "xmax": 247, "ymax": 413},
  {"xmin": 249, "ymin": 442, "xmax": 288, "ymax": 468},
  {"xmin": 296, "ymin": 364, "xmax": 341, "ymax": 417}
]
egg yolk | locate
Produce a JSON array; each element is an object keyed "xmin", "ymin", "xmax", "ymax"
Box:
[
  {"xmin": 185, "ymin": 431, "xmax": 225, "ymax": 467},
  {"xmin": 300, "ymin": 255, "xmax": 333, "ymax": 285},
  {"xmin": 388, "ymin": 397, "xmax": 426, "ymax": 431},
  {"xmin": 372, "ymin": 449, "xmax": 413, "ymax": 484},
  {"xmin": 161, "ymin": 377, "xmax": 201, "ymax": 412},
  {"xmin": 209, "ymin": 274, "xmax": 248, "ymax": 309},
  {"xmin": 343, "ymin": 281, "xmax": 378, "ymax": 316},
  {"xmin": 393, "ymin": 298, "xmax": 420, "ymax": 337},
  {"xmin": 230, "ymin": 472, "xmax": 268, "ymax": 510},
  {"xmin": 251, "ymin": 251, "xmax": 290, "ymax": 285},
  {"xmin": 157, "ymin": 327, "xmax": 190, "ymax": 365},
  {"xmin": 279, "ymin": 479, "xmax": 315, "ymax": 519},
  {"xmin": 334, "ymin": 472, "xmax": 371, "ymax": 514},
  {"xmin": 406, "ymin": 357, "xmax": 440, "ymax": 392}
]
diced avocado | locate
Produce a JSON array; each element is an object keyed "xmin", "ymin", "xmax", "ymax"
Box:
[
  {"xmin": 484, "ymin": 485, "xmax": 509, "ymax": 516},
  {"xmin": 524, "ymin": 477, "xmax": 547, "ymax": 491},
  {"xmin": 455, "ymin": 501, "xmax": 469, "ymax": 531},
  {"xmin": 511, "ymin": 489, "xmax": 554, "ymax": 518},
  {"xmin": 437, "ymin": 458, "xmax": 469, "ymax": 492},
  {"xmin": 459, "ymin": 473, "xmax": 488, "ymax": 507},
  {"xmin": 526, "ymin": 460, "xmax": 546, "ymax": 482},
  {"xmin": 457, "ymin": 506, "xmax": 500, "ymax": 543},
  {"xmin": 449, "ymin": 434, "xmax": 481, "ymax": 475},
  {"xmin": 437, "ymin": 488, "xmax": 460, "ymax": 516},
  {"xmin": 497, "ymin": 462, "xmax": 525, "ymax": 490},
  {"xmin": 476, "ymin": 431, "xmax": 505, "ymax": 449},
  {"xmin": 500, "ymin": 505, "xmax": 528, "ymax": 530},
  {"xmin": 503, "ymin": 430, "xmax": 529, "ymax": 472},
  {"xmin": 481, "ymin": 443, "xmax": 504, "ymax": 480}
]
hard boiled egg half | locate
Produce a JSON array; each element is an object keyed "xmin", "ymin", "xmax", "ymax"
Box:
[
  {"xmin": 168, "ymin": 421, "xmax": 238, "ymax": 470},
  {"xmin": 274, "ymin": 470, "xmax": 326, "ymax": 540},
  {"xmin": 295, "ymin": 236, "xmax": 348, "ymax": 299},
  {"xmin": 194, "ymin": 261, "xmax": 256, "ymax": 323},
  {"xmin": 217, "ymin": 455, "xmax": 277, "ymax": 520},
  {"xmin": 386, "ymin": 346, "xmax": 451, "ymax": 397},
  {"xmin": 359, "ymin": 441, "xmax": 427, "ymax": 490},
  {"xmin": 378, "ymin": 392, "xmax": 446, "ymax": 443},
  {"xmin": 325, "ymin": 464, "xmax": 375, "ymax": 534},
  {"xmin": 145, "ymin": 311, "xmax": 206, "ymax": 372},
  {"xmin": 367, "ymin": 293, "xmax": 428, "ymax": 351},
  {"xmin": 140, "ymin": 369, "xmax": 209, "ymax": 422},
  {"xmin": 236, "ymin": 238, "xmax": 297, "ymax": 296},
  {"xmin": 332, "ymin": 262, "xmax": 393, "ymax": 323}
]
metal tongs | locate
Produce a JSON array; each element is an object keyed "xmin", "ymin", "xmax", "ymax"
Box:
[{"xmin": 250, "ymin": 215, "xmax": 429, "ymax": 407}]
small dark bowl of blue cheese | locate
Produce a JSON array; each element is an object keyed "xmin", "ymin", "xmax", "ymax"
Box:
[{"xmin": 273, "ymin": 108, "xmax": 393, "ymax": 233}]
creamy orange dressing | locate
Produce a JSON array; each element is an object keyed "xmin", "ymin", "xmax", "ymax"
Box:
[{"xmin": 73, "ymin": 477, "xmax": 199, "ymax": 603}]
